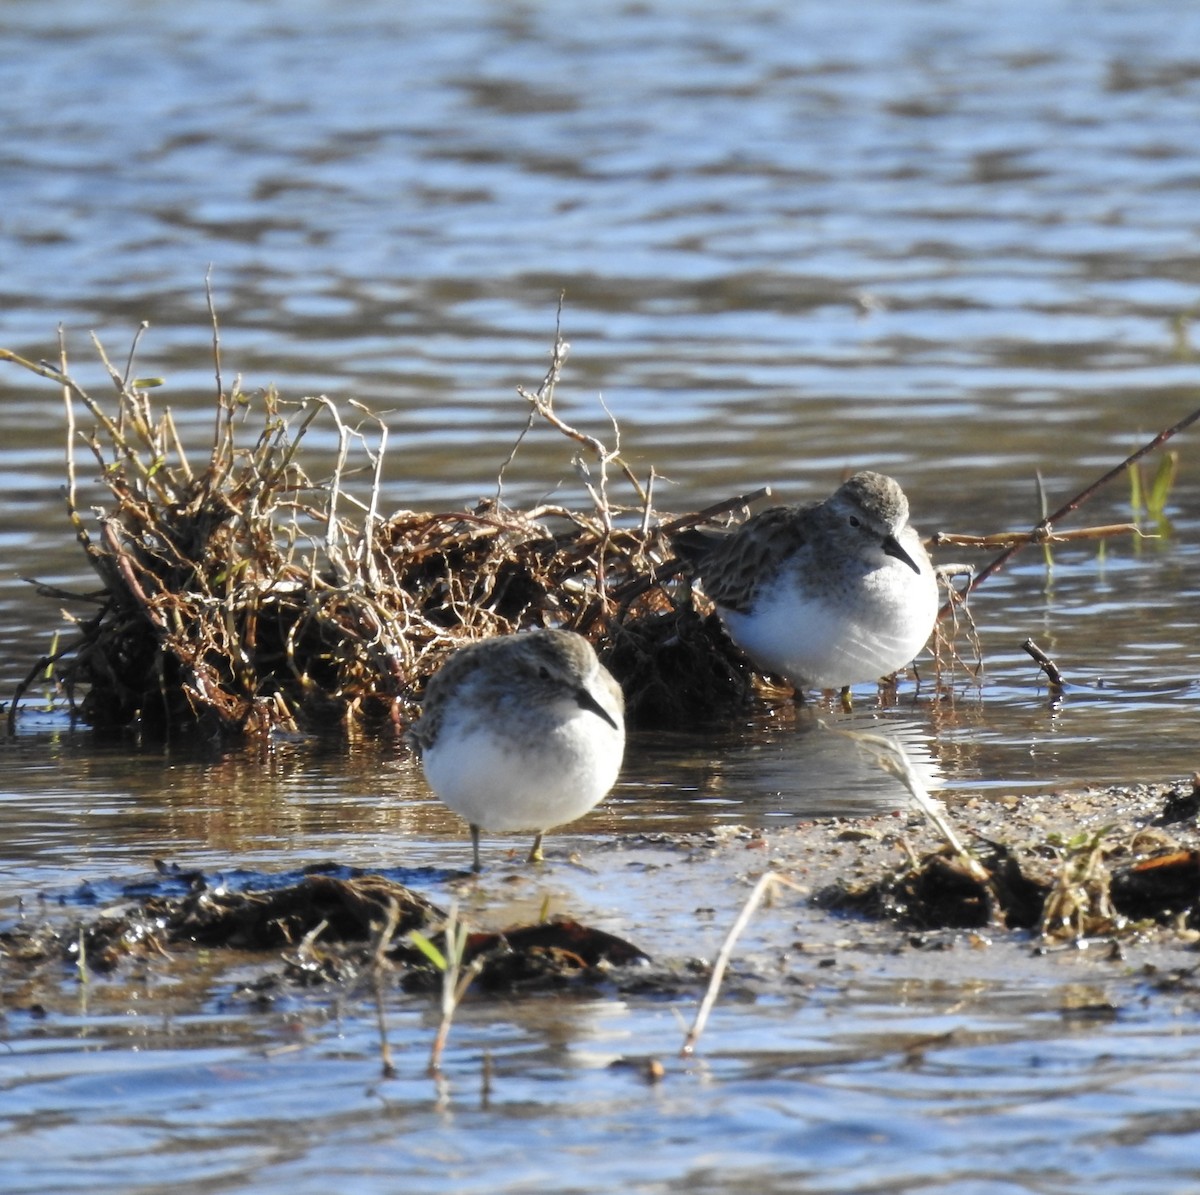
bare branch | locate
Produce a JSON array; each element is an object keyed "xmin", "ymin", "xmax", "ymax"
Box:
[{"xmin": 950, "ymin": 403, "xmax": 1200, "ymax": 611}]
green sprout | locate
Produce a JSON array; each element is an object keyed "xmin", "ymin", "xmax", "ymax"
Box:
[{"xmin": 1130, "ymin": 448, "xmax": 1178, "ymax": 536}]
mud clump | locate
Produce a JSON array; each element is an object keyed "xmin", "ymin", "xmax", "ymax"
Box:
[
  {"xmin": 814, "ymin": 784, "xmax": 1200, "ymax": 942},
  {"xmin": 0, "ymin": 867, "xmax": 651, "ymax": 998}
]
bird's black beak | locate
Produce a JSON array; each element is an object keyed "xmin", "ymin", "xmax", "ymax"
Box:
[
  {"xmin": 575, "ymin": 687, "xmax": 621, "ymax": 730},
  {"xmin": 882, "ymin": 534, "xmax": 922, "ymax": 575}
]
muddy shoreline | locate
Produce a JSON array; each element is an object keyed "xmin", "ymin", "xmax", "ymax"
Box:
[{"xmin": 4, "ymin": 778, "xmax": 1198, "ymax": 1029}]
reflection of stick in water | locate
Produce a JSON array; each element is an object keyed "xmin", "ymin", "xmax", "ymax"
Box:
[{"xmin": 836, "ymin": 726, "xmax": 996, "ymax": 897}]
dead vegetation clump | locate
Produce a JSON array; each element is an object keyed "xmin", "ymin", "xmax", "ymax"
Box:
[
  {"xmin": 4, "ymin": 321, "xmax": 770, "ymax": 740},
  {"xmin": 9, "ymin": 307, "xmax": 1191, "ymax": 741}
]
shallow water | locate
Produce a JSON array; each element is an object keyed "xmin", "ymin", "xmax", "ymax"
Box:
[
  {"xmin": 7, "ymin": 971, "xmax": 1200, "ymax": 1195},
  {"xmin": 3, "ymin": 0, "xmax": 1200, "ymax": 1191}
]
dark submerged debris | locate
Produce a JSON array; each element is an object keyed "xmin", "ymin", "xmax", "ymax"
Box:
[
  {"xmin": 152, "ymin": 871, "xmax": 441, "ymax": 951},
  {"xmin": 0, "ymin": 870, "xmax": 651, "ymax": 995}
]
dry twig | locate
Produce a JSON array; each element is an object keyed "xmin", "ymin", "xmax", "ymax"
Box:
[{"xmin": 681, "ymin": 870, "xmax": 805, "ymax": 1058}]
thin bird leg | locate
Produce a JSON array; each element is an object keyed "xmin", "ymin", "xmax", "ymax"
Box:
[
  {"xmin": 527, "ymin": 831, "xmax": 545, "ymax": 864},
  {"xmin": 470, "ymin": 824, "xmax": 483, "ymax": 873}
]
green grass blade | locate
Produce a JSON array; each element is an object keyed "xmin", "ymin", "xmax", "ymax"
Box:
[
  {"xmin": 1147, "ymin": 450, "xmax": 1178, "ymax": 521},
  {"xmin": 408, "ymin": 929, "xmax": 448, "ymax": 972}
]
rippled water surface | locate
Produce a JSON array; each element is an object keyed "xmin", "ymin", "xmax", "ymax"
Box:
[{"xmin": 3, "ymin": 1, "xmax": 1200, "ymax": 1191}]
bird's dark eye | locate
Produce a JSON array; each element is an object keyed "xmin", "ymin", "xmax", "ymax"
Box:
[
  {"xmin": 848, "ymin": 515, "xmax": 861, "ymax": 528},
  {"xmin": 538, "ymin": 665, "xmax": 553, "ymax": 681}
]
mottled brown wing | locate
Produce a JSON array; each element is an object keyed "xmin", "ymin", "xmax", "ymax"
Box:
[
  {"xmin": 696, "ymin": 504, "xmax": 812, "ymax": 614},
  {"xmin": 405, "ymin": 637, "xmax": 492, "ymax": 754}
]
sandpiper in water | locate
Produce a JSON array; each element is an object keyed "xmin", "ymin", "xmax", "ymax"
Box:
[
  {"xmin": 676, "ymin": 471, "xmax": 938, "ymax": 690},
  {"xmin": 409, "ymin": 629, "xmax": 626, "ymax": 872}
]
